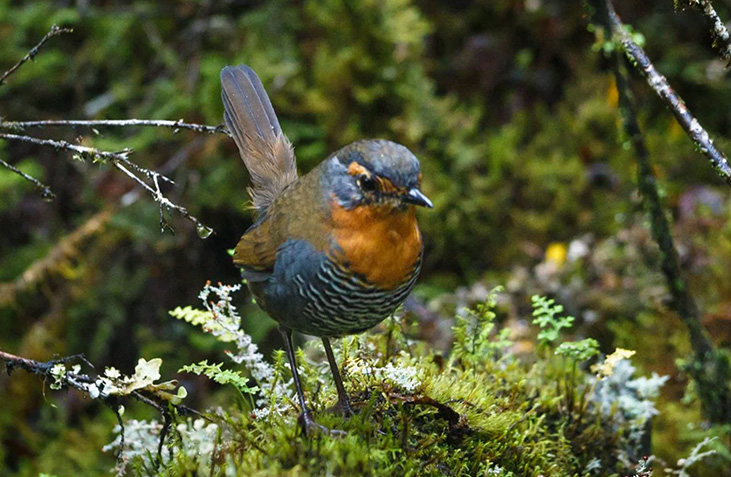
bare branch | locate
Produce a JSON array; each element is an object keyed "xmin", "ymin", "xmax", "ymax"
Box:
[
  {"xmin": 0, "ymin": 25, "xmax": 218, "ymax": 236},
  {"xmin": 0, "ymin": 132, "xmax": 164, "ymax": 179},
  {"xmin": 0, "ymin": 132, "xmax": 213, "ymax": 236},
  {"xmin": 0, "ymin": 118, "xmax": 229, "ymax": 136},
  {"xmin": 0, "ymin": 157, "xmax": 55, "ymax": 200},
  {"xmin": 589, "ymin": 0, "xmax": 731, "ymax": 424},
  {"xmin": 0, "ymin": 348, "xmax": 204, "ymax": 467},
  {"xmin": 601, "ymin": 1, "xmax": 731, "ymax": 187},
  {"xmin": 0, "ymin": 25, "xmax": 73, "ymax": 87},
  {"xmin": 678, "ymin": 0, "xmax": 731, "ymax": 63}
]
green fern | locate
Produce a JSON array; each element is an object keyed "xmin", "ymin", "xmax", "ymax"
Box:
[
  {"xmin": 179, "ymin": 361, "xmax": 258, "ymax": 395},
  {"xmin": 531, "ymin": 295, "xmax": 575, "ymax": 346}
]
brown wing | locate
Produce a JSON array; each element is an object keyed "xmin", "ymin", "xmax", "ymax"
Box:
[
  {"xmin": 233, "ymin": 213, "xmax": 282, "ymax": 273},
  {"xmin": 232, "ymin": 168, "xmax": 330, "ymax": 275}
]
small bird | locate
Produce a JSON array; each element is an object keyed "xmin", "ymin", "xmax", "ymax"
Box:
[{"xmin": 221, "ymin": 64, "xmax": 432, "ymax": 435}]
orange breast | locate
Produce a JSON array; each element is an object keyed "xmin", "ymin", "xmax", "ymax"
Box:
[{"xmin": 330, "ymin": 201, "xmax": 422, "ymax": 289}]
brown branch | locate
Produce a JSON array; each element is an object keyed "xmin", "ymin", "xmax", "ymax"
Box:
[
  {"xmin": 0, "ymin": 132, "xmax": 165, "ymax": 180},
  {"xmin": 0, "ymin": 24, "xmax": 217, "ymax": 237},
  {"xmin": 678, "ymin": 0, "xmax": 731, "ymax": 64},
  {"xmin": 601, "ymin": 1, "xmax": 731, "ymax": 187},
  {"xmin": 0, "ymin": 119, "xmax": 228, "ymax": 136},
  {"xmin": 0, "ymin": 132, "xmax": 213, "ymax": 237},
  {"xmin": 0, "ymin": 348, "xmax": 201, "ymax": 467},
  {"xmin": 0, "ymin": 157, "xmax": 55, "ymax": 200},
  {"xmin": 0, "ymin": 25, "xmax": 73, "ymax": 86}
]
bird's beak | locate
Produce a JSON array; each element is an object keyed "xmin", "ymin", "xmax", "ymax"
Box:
[{"xmin": 403, "ymin": 188, "xmax": 433, "ymax": 208}]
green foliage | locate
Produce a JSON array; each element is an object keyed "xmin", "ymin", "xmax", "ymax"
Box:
[
  {"xmin": 179, "ymin": 361, "xmax": 258, "ymax": 395},
  {"xmin": 556, "ymin": 338, "xmax": 600, "ymax": 362},
  {"xmin": 169, "ymin": 306, "xmax": 214, "ymax": 327},
  {"xmin": 98, "ymin": 290, "xmax": 669, "ymax": 476},
  {"xmin": 531, "ymin": 295, "xmax": 575, "ymax": 346},
  {"xmin": 451, "ymin": 286, "xmax": 512, "ymax": 366}
]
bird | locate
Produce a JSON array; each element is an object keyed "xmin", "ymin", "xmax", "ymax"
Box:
[{"xmin": 221, "ymin": 64, "xmax": 432, "ymax": 436}]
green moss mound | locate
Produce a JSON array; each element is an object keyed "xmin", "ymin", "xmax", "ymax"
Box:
[{"xmin": 109, "ymin": 289, "xmax": 659, "ymax": 476}]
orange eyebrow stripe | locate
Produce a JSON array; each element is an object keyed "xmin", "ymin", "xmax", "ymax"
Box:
[
  {"xmin": 347, "ymin": 161, "xmax": 403, "ymax": 194},
  {"xmin": 347, "ymin": 162, "xmax": 369, "ymax": 177}
]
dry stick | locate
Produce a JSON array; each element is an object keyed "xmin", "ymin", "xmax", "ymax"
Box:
[
  {"xmin": 0, "ymin": 119, "xmax": 228, "ymax": 136},
  {"xmin": 0, "ymin": 132, "xmax": 165, "ymax": 180},
  {"xmin": 0, "ymin": 132, "xmax": 212, "ymax": 235},
  {"xmin": 0, "ymin": 157, "xmax": 55, "ymax": 199},
  {"xmin": 603, "ymin": 2, "xmax": 731, "ymax": 187},
  {"xmin": 0, "ymin": 348, "xmax": 202, "ymax": 466},
  {"xmin": 592, "ymin": 0, "xmax": 731, "ymax": 424},
  {"xmin": 679, "ymin": 0, "xmax": 731, "ymax": 64},
  {"xmin": 0, "ymin": 25, "xmax": 73, "ymax": 86}
]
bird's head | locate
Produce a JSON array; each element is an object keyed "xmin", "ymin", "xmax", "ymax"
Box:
[{"xmin": 324, "ymin": 140, "xmax": 432, "ymax": 211}]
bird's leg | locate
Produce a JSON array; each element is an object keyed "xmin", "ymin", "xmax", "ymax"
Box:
[
  {"xmin": 322, "ymin": 337, "xmax": 354, "ymax": 417},
  {"xmin": 279, "ymin": 326, "xmax": 338, "ymax": 436}
]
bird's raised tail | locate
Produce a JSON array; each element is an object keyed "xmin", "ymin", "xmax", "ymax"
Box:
[{"xmin": 221, "ymin": 65, "xmax": 297, "ymax": 212}]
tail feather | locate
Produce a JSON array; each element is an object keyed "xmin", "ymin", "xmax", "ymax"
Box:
[{"xmin": 221, "ymin": 65, "xmax": 296, "ymax": 212}]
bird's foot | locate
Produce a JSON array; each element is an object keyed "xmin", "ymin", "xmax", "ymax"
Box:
[
  {"xmin": 326, "ymin": 399, "xmax": 355, "ymax": 418},
  {"xmin": 298, "ymin": 409, "xmax": 346, "ymax": 437}
]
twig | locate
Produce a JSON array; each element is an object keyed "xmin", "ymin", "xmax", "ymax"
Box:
[
  {"xmin": 0, "ymin": 157, "xmax": 55, "ymax": 200},
  {"xmin": 0, "ymin": 25, "xmax": 73, "ymax": 86},
  {"xmin": 0, "ymin": 132, "xmax": 165, "ymax": 180},
  {"xmin": 677, "ymin": 0, "xmax": 731, "ymax": 64},
  {"xmin": 105, "ymin": 401, "xmax": 126, "ymax": 463},
  {"xmin": 0, "ymin": 24, "xmax": 216, "ymax": 236},
  {"xmin": 0, "ymin": 119, "xmax": 228, "ymax": 136},
  {"xmin": 601, "ymin": 1, "xmax": 731, "ymax": 187},
  {"xmin": 0, "ymin": 348, "xmax": 201, "ymax": 467},
  {"xmin": 0, "ymin": 349, "xmax": 97, "ymax": 389},
  {"xmin": 0, "ymin": 132, "xmax": 212, "ymax": 236},
  {"xmin": 589, "ymin": 0, "xmax": 731, "ymax": 424},
  {"xmin": 157, "ymin": 412, "xmax": 173, "ymax": 467}
]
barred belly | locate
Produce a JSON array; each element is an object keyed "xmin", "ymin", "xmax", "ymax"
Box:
[{"xmin": 293, "ymin": 256, "xmax": 420, "ymax": 337}]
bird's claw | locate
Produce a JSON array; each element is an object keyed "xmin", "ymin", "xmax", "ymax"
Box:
[
  {"xmin": 326, "ymin": 399, "xmax": 355, "ymax": 418},
  {"xmin": 298, "ymin": 410, "xmax": 346, "ymax": 437}
]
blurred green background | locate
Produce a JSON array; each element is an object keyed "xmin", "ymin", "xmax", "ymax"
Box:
[{"xmin": 1, "ymin": 0, "xmax": 731, "ymax": 474}]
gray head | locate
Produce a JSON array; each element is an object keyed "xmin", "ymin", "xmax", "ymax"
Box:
[{"xmin": 323, "ymin": 139, "xmax": 432, "ymax": 210}]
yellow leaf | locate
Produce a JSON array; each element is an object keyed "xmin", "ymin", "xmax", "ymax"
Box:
[{"xmin": 592, "ymin": 348, "xmax": 636, "ymax": 379}]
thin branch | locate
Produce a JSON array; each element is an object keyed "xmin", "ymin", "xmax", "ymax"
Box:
[
  {"xmin": 602, "ymin": 1, "xmax": 731, "ymax": 187},
  {"xmin": 0, "ymin": 119, "xmax": 228, "ymax": 136},
  {"xmin": 0, "ymin": 25, "xmax": 73, "ymax": 86},
  {"xmin": 156, "ymin": 412, "xmax": 173, "ymax": 467},
  {"xmin": 0, "ymin": 132, "xmax": 212, "ymax": 236},
  {"xmin": 0, "ymin": 157, "xmax": 55, "ymax": 200},
  {"xmin": 0, "ymin": 348, "xmax": 202, "ymax": 467},
  {"xmin": 678, "ymin": 0, "xmax": 731, "ymax": 64},
  {"xmin": 0, "ymin": 132, "xmax": 166, "ymax": 180},
  {"xmin": 614, "ymin": 57, "xmax": 712, "ymax": 358},
  {"xmin": 589, "ymin": 0, "xmax": 731, "ymax": 424}
]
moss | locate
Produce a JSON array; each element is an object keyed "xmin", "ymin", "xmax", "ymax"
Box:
[{"xmin": 102, "ymin": 292, "xmax": 661, "ymax": 476}]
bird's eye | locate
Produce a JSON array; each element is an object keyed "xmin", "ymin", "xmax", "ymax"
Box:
[{"xmin": 358, "ymin": 174, "xmax": 377, "ymax": 192}]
